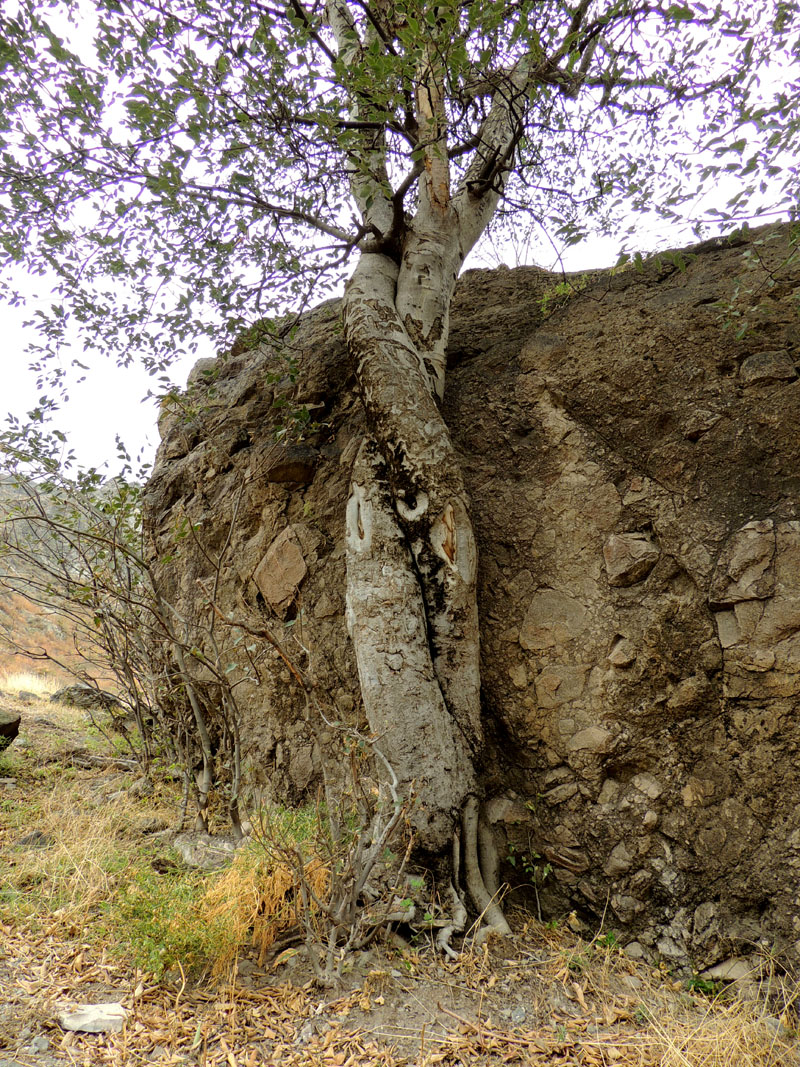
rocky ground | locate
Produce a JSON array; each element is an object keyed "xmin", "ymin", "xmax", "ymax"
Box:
[{"xmin": 1, "ymin": 692, "xmax": 798, "ymax": 1067}]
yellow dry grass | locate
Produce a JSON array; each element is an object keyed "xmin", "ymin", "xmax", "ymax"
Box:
[
  {"xmin": 1, "ymin": 668, "xmax": 61, "ymax": 697},
  {"xmin": 648, "ymin": 982, "xmax": 799, "ymax": 1067},
  {"xmin": 414, "ymin": 937, "xmax": 799, "ymax": 1067},
  {"xmin": 201, "ymin": 842, "xmax": 330, "ymax": 976},
  {"xmin": 2, "ymin": 776, "xmax": 137, "ymax": 932}
]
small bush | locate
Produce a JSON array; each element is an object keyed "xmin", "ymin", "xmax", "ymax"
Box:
[
  {"xmin": 104, "ymin": 867, "xmax": 223, "ymax": 978},
  {"xmin": 101, "ymin": 805, "xmax": 332, "ymax": 980}
]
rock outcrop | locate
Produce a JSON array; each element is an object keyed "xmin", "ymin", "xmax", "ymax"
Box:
[{"xmin": 143, "ymin": 224, "xmax": 800, "ymax": 969}]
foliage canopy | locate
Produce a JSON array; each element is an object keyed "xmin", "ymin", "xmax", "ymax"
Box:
[{"xmin": 0, "ymin": 0, "xmax": 797, "ymax": 379}]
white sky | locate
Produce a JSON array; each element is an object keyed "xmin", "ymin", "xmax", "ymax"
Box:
[{"xmin": 2, "ymin": 287, "xmax": 203, "ymax": 475}]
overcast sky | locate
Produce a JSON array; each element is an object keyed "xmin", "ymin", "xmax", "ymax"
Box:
[{"xmin": 2, "ymin": 282, "xmax": 207, "ymax": 474}]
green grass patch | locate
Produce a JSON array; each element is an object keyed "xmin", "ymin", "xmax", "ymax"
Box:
[{"xmin": 100, "ymin": 866, "xmax": 225, "ymax": 979}]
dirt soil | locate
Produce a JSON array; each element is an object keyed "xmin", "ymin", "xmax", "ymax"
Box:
[{"xmin": 1, "ymin": 696, "xmax": 798, "ymax": 1067}]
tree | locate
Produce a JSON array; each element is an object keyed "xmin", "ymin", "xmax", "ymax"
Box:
[{"xmin": 1, "ymin": 0, "xmax": 798, "ymax": 928}]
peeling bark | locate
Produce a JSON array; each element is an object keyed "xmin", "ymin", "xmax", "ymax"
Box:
[
  {"xmin": 344, "ymin": 253, "xmax": 483, "ymax": 772},
  {"xmin": 342, "ymin": 248, "xmax": 486, "ymax": 849}
]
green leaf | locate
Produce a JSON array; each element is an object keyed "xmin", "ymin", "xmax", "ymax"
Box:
[{"xmin": 665, "ymin": 4, "xmax": 695, "ymax": 20}]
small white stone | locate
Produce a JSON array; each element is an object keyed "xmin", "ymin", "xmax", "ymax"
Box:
[
  {"xmin": 701, "ymin": 957, "xmax": 752, "ymax": 982},
  {"xmin": 58, "ymin": 1002, "xmax": 128, "ymax": 1034}
]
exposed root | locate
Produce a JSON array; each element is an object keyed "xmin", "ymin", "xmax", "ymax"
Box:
[
  {"xmin": 436, "ymin": 829, "xmax": 467, "ymax": 958},
  {"xmin": 435, "ymin": 882, "xmax": 468, "ymax": 959},
  {"xmin": 477, "ymin": 811, "xmax": 501, "ymax": 898},
  {"xmin": 462, "ymin": 795, "xmax": 511, "ymax": 943},
  {"xmin": 434, "ymin": 796, "xmax": 511, "ymax": 956}
]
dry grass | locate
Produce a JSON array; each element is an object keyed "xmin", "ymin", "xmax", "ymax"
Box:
[
  {"xmin": 0, "ymin": 668, "xmax": 61, "ymax": 697},
  {"xmin": 410, "ymin": 933, "xmax": 799, "ymax": 1067},
  {"xmin": 201, "ymin": 842, "xmax": 331, "ymax": 976},
  {"xmin": 649, "ymin": 994, "xmax": 797, "ymax": 1067},
  {"xmin": 2, "ymin": 775, "xmax": 138, "ymax": 931},
  {"xmin": 0, "ymin": 702, "xmax": 175, "ymax": 942}
]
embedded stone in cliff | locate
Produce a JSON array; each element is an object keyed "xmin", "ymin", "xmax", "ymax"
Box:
[
  {"xmin": 265, "ymin": 443, "xmax": 319, "ymax": 483},
  {"xmin": 739, "ymin": 349, "xmax": 797, "ymax": 386},
  {"xmin": 519, "ymin": 589, "xmax": 587, "ymax": 650},
  {"xmin": 567, "ymin": 725, "xmax": 612, "ymax": 753},
  {"xmin": 713, "ymin": 610, "xmax": 740, "ymax": 648},
  {"xmin": 289, "ymin": 743, "xmax": 315, "ymax": 790},
  {"xmin": 518, "ymin": 330, "xmax": 568, "ymax": 372},
  {"xmin": 709, "ymin": 519, "xmax": 775, "ymax": 606},
  {"xmin": 253, "ymin": 526, "xmax": 307, "ymax": 613},
  {"xmin": 607, "ymin": 635, "xmax": 637, "ymax": 667},
  {"xmin": 603, "ymin": 532, "xmax": 660, "ymax": 587},
  {"xmin": 605, "ymin": 841, "xmax": 634, "ymax": 877},
  {"xmin": 682, "ymin": 408, "xmax": 721, "ymax": 441},
  {"xmin": 535, "ymin": 664, "xmax": 587, "ymax": 708},
  {"xmin": 666, "ymin": 673, "xmax": 713, "ymax": 714}
]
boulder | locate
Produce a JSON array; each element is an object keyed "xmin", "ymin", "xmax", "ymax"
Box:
[
  {"xmin": 51, "ymin": 684, "xmax": 121, "ymax": 710},
  {"xmin": 143, "ymin": 224, "xmax": 800, "ymax": 971},
  {"xmin": 172, "ymin": 831, "xmax": 241, "ymax": 870},
  {"xmin": 0, "ymin": 709, "xmax": 20, "ymax": 752}
]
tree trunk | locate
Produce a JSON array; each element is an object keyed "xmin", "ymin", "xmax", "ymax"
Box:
[{"xmin": 343, "ymin": 249, "xmax": 483, "ymax": 854}]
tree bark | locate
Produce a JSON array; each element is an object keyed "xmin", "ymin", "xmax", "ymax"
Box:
[
  {"xmin": 333, "ymin": 6, "xmax": 532, "ymax": 872},
  {"xmin": 343, "ymin": 250, "xmax": 483, "ymax": 853}
]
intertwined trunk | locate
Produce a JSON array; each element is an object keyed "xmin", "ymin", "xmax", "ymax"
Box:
[
  {"xmin": 326, "ymin": 0, "xmax": 528, "ymax": 901},
  {"xmin": 343, "ymin": 250, "xmax": 482, "ymax": 853}
]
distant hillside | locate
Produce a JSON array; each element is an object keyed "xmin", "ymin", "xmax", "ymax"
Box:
[{"xmin": 0, "ymin": 474, "xmax": 98, "ymax": 685}]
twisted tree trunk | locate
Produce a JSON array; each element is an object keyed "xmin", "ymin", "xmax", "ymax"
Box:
[
  {"xmin": 343, "ymin": 250, "xmax": 482, "ymax": 853},
  {"xmin": 343, "ymin": 244, "xmax": 512, "ymax": 939},
  {"xmin": 328, "ymin": 0, "xmax": 527, "ymax": 927}
]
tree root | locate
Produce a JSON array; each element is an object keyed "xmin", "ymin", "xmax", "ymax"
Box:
[
  {"xmin": 436, "ymin": 828, "xmax": 467, "ymax": 958},
  {"xmin": 462, "ymin": 795, "xmax": 511, "ymax": 942},
  {"xmin": 436, "ymin": 882, "xmax": 468, "ymax": 959},
  {"xmin": 436, "ymin": 795, "xmax": 511, "ymax": 956}
]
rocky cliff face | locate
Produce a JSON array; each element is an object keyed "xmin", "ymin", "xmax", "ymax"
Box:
[{"xmin": 143, "ymin": 224, "xmax": 800, "ymax": 970}]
